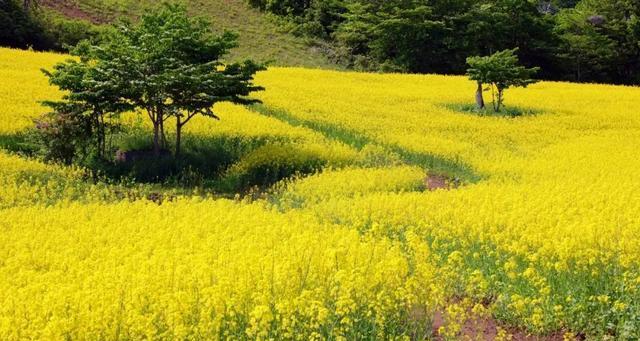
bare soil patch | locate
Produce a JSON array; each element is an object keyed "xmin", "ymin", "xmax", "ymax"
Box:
[
  {"xmin": 432, "ymin": 310, "xmax": 567, "ymax": 341},
  {"xmin": 425, "ymin": 174, "xmax": 461, "ymax": 191},
  {"xmin": 40, "ymin": 0, "xmax": 109, "ymax": 24}
]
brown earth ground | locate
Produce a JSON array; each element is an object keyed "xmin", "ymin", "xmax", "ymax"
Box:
[
  {"xmin": 431, "ymin": 310, "xmax": 568, "ymax": 341},
  {"xmin": 40, "ymin": 0, "xmax": 109, "ymax": 24},
  {"xmin": 426, "ymin": 174, "xmax": 461, "ymax": 191}
]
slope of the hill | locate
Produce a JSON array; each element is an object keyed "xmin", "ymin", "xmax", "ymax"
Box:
[{"xmin": 40, "ymin": 0, "xmax": 335, "ymax": 68}]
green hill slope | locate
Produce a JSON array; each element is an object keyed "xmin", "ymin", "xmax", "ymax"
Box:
[{"xmin": 40, "ymin": 0, "xmax": 335, "ymax": 68}]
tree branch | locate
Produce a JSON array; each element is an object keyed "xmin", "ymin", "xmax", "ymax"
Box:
[{"xmin": 179, "ymin": 111, "xmax": 199, "ymax": 127}]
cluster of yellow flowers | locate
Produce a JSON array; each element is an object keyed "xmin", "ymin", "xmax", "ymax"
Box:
[
  {"xmin": 1, "ymin": 47, "xmax": 639, "ymax": 339},
  {"xmin": 0, "ymin": 48, "xmax": 64, "ymax": 134},
  {"xmin": 256, "ymin": 68, "xmax": 640, "ymax": 337},
  {"xmin": 0, "ymin": 200, "xmax": 441, "ymax": 340},
  {"xmin": 0, "ymin": 152, "xmax": 110, "ymax": 208},
  {"xmin": 274, "ymin": 166, "xmax": 425, "ymax": 209}
]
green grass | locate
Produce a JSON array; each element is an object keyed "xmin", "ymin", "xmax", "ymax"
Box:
[
  {"xmin": 42, "ymin": 0, "xmax": 336, "ymax": 68},
  {"xmin": 444, "ymin": 103, "xmax": 542, "ymax": 118}
]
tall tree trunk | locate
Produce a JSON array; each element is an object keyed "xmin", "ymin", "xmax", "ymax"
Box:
[
  {"xmin": 491, "ymin": 84, "xmax": 497, "ymax": 112},
  {"xmin": 153, "ymin": 121, "xmax": 161, "ymax": 156},
  {"xmin": 159, "ymin": 116, "xmax": 167, "ymax": 149},
  {"xmin": 175, "ymin": 117, "xmax": 182, "ymax": 159},
  {"xmin": 496, "ymin": 90, "xmax": 503, "ymax": 112},
  {"xmin": 475, "ymin": 82, "xmax": 485, "ymax": 109}
]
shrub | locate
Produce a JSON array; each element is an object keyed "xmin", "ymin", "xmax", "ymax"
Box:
[
  {"xmin": 29, "ymin": 105, "xmax": 95, "ymax": 165},
  {"xmin": 44, "ymin": 16, "xmax": 102, "ymax": 51}
]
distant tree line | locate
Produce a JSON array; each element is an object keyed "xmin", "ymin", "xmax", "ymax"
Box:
[{"xmin": 248, "ymin": 0, "xmax": 640, "ymax": 85}]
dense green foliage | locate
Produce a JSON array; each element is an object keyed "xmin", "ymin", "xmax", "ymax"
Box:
[
  {"xmin": 6, "ymin": 0, "xmax": 640, "ymax": 83},
  {"xmin": 0, "ymin": 0, "xmax": 49, "ymax": 49},
  {"xmin": 248, "ymin": 0, "xmax": 640, "ymax": 84},
  {"xmin": 0, "ymin": 0, "xmax": 101, "ymax": 51}
]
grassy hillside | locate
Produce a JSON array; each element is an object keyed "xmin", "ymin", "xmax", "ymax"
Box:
[{"xmin": 40, "ymin": 0, "xmax": 335, "ymax": 67}]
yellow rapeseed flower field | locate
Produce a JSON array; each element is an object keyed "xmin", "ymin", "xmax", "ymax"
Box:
[{"xmin": 1, "ymin": 47, "xmax": 639, "ymax": 339}]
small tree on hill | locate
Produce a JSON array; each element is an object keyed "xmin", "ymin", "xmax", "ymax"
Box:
[
  {"xmin": 94, "ymin": 4, "xmax": 263, "ymax": 156},
  {"xmin": 466, "ymin": 48, "xmax": 540, "ymax": 112}
]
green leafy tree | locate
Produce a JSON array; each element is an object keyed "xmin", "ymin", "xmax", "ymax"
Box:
[
  {"xmin": 0, "ymin": 0, "xmax": 49, "ymax": 49},
  {"xmin": 118, "ymin": 4, "xmax": 264, "ymax": 157},
  {"xmin": 44, "ymin": 4, "xmax": 265, "ymax": 159},
  {"xmin": 370, "ymin": 3, "xmax": 446, "ymax": 72},
  {"xmin": 554, "ymin": 8, "xmax": 616, "ymax": 82},
  {"xmin": 466, "ymin": 48, "xmax": 539, "ymax": 112},
  {"xmin": 298, "ymin": 0, "xmax": 346, "ymax": 39},
  {"xmin": 463, "ymin": 0, "xmax": 556, "ymax": 59},
  {"xmin": 334, "ymin": 0, "xmax": 447, "ymax": 72}
]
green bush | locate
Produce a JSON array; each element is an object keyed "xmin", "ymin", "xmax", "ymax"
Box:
[
  {"xmin": 44, "ymin": 16, "xmax": 102, "ymax": 51},
  {"xmin": 28, "ymin": 107, "xmax": 97, "ymax": 165}
]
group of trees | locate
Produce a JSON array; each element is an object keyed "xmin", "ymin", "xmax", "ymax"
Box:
[
  {"xmin": 248, "ymin": 0, "xmax": 640, "ymax": 85},
  {"xmin": 36, "ymin": 4, "xmax": 264, "ymax": 164}
]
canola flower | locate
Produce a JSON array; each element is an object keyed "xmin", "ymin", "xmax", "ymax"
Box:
[
  {"xmin": 274, "ymin": 166, "xmax": 426, "ymax": 209},
  {"xmin": 1, "ymin": 47, "xmax": 640, "ymax": 339},
  {"xmin": 0, "ymin": 152, "xmax": 111, "ymax": 208},
  {"xmin": 0, "ymin": 200, "xmax": 440, "ymax": 340},
  {"xmin": 0, "ymin": 48, "xmax": 65, "ymax": 134}
]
